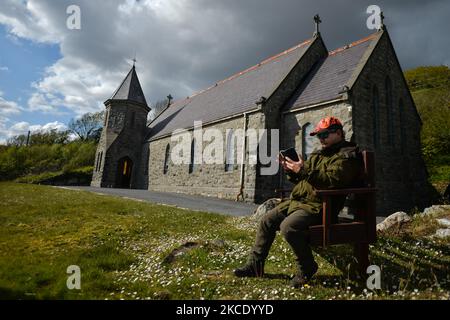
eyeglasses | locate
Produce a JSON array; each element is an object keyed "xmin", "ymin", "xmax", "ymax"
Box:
[{"xmin": 316, "ymin": 129, "xmax": 337, "ymax": 140}]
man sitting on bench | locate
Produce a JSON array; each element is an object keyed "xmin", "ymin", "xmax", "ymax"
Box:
[{"xmin": 234, "ymin": 116, "xmax": 363, "ymax": 288}]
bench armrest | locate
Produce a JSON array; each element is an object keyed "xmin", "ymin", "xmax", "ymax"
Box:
[{"xmin": 315, "ymin": 187, "xmax": 377, "ymax": 196}]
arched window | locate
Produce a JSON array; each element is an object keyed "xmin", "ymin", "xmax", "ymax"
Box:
[
  {"xmin": 372, "ymin": 85, "xmax": 380, "ymax": 148},
  {"xmin": 399, "ymin": 99, "xmax": 406, "ymax": 152},
  {"xmin": 99, "ymin": 151, "xmax": 103, "ymax": 171},
  {"xmin": 302, "ymin": 123, "xmax": 314, "ymax": 160},
  {"xmin": 96, "ymin": 151, "xmax": 103, "ymax": 172},
  {"xmin": 163, "ymin": 144, "xmax": 170, "ymax": 174},
  {"xmin": 385, "ymin": 77, "xmax": 394, "ymax": 145},
  {"xmin": 130, "ymin": 111, "xmax": 136, "ymax": 128},
  {"xmin": 189, "ymin": 138, "xmax": 196, "ymax": 174},
  {"xmin": 225, "ymin": 129, "xmax": 235, "ymax": 172},
  {"xmin": 96, "ymin": 152, "xmax": 100, "ymax": 171}
]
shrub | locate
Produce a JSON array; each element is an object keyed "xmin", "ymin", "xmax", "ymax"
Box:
[{"xmin": 0, "ymin": 141, "xmax": 96, "ymax": 182}]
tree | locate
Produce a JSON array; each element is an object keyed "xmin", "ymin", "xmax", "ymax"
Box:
[
  {"xmin": 68, "ymin": 111, "xmax": 104, "ymax": 142},
  {"xmin": 7, "ymin": 130, "xmax": 70, "ymax": 146},
  {"xmin": 7, "ymin": 134, "xmax": 28, "ymax": 147},
  {"xmin": 30, "ymin": 130, "xmax": 70, "ymax": 145},
  {"xmin": 148, "ymin": 96, "xmax": 171, "ymax": 124}
]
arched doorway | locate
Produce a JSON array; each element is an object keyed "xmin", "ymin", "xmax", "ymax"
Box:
[{"xmin": 116, "ymin": 157, "xmax": 133, "ymax": 188}]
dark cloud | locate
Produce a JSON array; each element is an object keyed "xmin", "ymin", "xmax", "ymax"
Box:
[
  {"xmin": 133, "ymin": 0, "xmax": 450, "ymax": 101},
  {"xmin": 0, "ymin": 0, "xmax": 448, "ymax": 111}
]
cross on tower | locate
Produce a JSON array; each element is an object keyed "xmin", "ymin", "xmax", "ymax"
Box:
[
  {"xmin": 314, "ymin": 14, "xmax": 321, "ymax": 36},
  {"xmin": 167, "ymin": 94, "xmax": 173, "ymax": 107},
  {"xmin": 379, "ymin": 11, "xmax": 385, "ymax": 30},
  {"xmin": 132, "ymin": 49, "xmax": 137, "ymax": 67}
]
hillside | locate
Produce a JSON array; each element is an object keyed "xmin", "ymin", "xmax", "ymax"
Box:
[{"xmin": 404, "ymin": 66, "xmax": 450, "ymax": 190}]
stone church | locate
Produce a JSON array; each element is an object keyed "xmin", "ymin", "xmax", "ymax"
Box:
[{"xmin": 91, "ymin": 22, "xmax": 432, "ymax": 215}]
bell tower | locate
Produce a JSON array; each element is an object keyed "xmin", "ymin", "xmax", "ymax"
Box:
[{"xmin": 91, "ymin": 64, "xmax": 150, "ymax": 188}]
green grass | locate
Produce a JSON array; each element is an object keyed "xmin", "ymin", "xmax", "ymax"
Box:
[
  {"xmin": 0, "ymin": 183, "xmax": 449, "ymax": 300},
  {"xmin": 429, "ymin": 164, "xmax": 450, "ymax": 184}
]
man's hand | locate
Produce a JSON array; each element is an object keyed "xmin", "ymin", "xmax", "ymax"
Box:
[{"xmin": 278, "ymin": 153, "xmax": 303, "ymax": 173}]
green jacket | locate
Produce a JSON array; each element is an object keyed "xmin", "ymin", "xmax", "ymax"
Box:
[{"xmin": 278, "ymin": 140, "xmax": 363, "ymax": 215}]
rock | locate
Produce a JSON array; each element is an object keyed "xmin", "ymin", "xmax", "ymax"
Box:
[
  {"xmin": 376, "ymin": 211, "xmax": 412, "ymax": 232},
  {"xmin": 209, "ymin": 239, "xmax": 226, "ymax": 248},
  {"xmin": 422, "ymin": 205, "xmax": 450, "ymax": 217},
  {"xmin": 433, "ymin": 229, "xmax": 450, "ymax": 239},
  {"xmin": 162, "ymin": 241, "xmax": 202, "ymax": 264},
  {"xmin": 437, "ymin": 218, "xmax": 450, "ymax": 228},
  {"xmin": 251, "ymin": 198, "xmax": 281, "ymax": 221}
]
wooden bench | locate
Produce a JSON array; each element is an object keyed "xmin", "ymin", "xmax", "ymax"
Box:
[{"xmin": 276, "ymin": 150, "xmax": 377, "ymax": 275}]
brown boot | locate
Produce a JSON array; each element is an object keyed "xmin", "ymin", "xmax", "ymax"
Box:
[
  {"xmin": 233, "ymin": 259, "xmax": 264, "ymax": 278},
  {"xmin": 290, "ymin": 261, "xmax": 318, "ymax": 288}
]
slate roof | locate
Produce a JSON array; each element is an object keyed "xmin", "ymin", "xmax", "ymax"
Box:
[
  {"xmin": 285, "ymin": 32, "xmax": 380, "ymax": 111},
  {"xmin": 109, "ymin": 65, "xmax": 148, "ymax": 106},
  {"xmin": 148, "ymin": 39, "xmax": 314, "ymax": 140},
  {"xmin": 148, "ymin": 32, "xmax": 381, "ymax": 141}
]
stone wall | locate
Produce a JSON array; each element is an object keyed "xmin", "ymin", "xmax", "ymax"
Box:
[
  {"xmin": 91, "ymin": 124, "xmax": 107, "ymax": 187},
  {"xmin": 350, "ymin": 31, "xmax": 431, "ymax": 214},
  {"xmin": 148, "ymin": 112, "xmax": 267, "ymax": 202}
]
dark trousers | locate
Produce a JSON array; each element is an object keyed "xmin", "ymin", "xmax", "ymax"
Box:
[{"xmin": 250, "ymin": 204, "xmax": 321, "ymax": 272}]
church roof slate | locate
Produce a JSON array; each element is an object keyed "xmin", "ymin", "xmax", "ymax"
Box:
[
  {"xmin": 147, "ymin": 39, "xmax": 314, "ymax": 140},
  {"xmin": 148, "ymin": 32, "xmax": 381, "ymax": 140},
  {"xmin": 109, "ymin": 65, "xmax": 148, "ymax": 106},
  {"xmin": 285, "ymin": 32, "xmax": 380, "ymax": 111}
]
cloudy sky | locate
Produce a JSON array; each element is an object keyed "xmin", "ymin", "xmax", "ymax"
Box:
[{"xmin": 0, "ymin": 0, "xmax": 449, "ymax": 144}]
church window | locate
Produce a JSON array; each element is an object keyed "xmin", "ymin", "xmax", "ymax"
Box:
[
  {"xmin": 372, "ymin": 85, "xmax": 380, "ymax": 148},
  {"xmin": 163, "ymin": 144, "xmax": 170, "ymax": 174},
  {"xmin": 225, "ymin": 129, "xmax": 235, "ymax": 172},
  {"xmin": 385, "ymin": 77, "xmax": 394, "ymax": 145},
  {"xmin": 130, "ymin": 111, "xmax": 136, "ymax": 128},
  {"xmin": 96, "ymin": 151, "xmax": 103, "ymax": 172},
  {"xmin": 399, "ymin": 99, "xmax": 406, "ymax": 152},
  {"xmin": 189, "ymin": 139, "xmax": 196, "ymax": 174}
]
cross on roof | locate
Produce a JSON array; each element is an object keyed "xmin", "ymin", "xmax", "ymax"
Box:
[
  {"xmin": 314, "ymin": 14, "xmax": 321, "ymax": 36},
  {"xmin": 132, "ymin": 57, "xmax": 137, "ymax": 67},
  {"xmin": 380, "ymin": 11, "xmax": 385, "ymax": 30}
]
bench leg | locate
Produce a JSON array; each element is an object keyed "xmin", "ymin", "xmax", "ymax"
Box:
[{"xmin": 354, "ymin": 242, "xmax": 369, "ymax": 276}]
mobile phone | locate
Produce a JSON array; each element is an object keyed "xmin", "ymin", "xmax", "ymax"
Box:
[{"xmin": 279, "ymin": 147, "xmax": 299, "ymax": 162}]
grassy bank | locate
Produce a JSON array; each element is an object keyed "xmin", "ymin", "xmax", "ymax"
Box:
[{"xmin": 0, "ymin": 183, "xmax": 449, "ymax": 300}]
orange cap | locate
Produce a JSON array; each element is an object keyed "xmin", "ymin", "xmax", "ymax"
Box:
[{"xmin": 310, "ymin": 116, "xmax": 343, "ymax": 136}]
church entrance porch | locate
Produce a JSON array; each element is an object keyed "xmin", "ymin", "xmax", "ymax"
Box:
[{"xmin": 116, "ymin": 157, "xmax": 133, "ymax": 189}]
